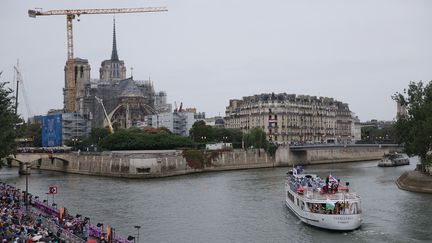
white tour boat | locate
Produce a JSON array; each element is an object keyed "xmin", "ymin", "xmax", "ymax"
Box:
[{"xmin": 285, "ymin": 167, "xmax": 362, "ymax": 230}]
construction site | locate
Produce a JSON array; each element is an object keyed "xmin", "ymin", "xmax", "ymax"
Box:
[{"xmin": 14, "ymin": 6, "xmax": 204, "ymax": 146}]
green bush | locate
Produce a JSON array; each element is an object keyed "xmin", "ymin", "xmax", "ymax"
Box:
[
  {"xmin": 182, "ymin": 149, "xmax": 204, "ymax": 169},
  {"xmin": 98, "ymin": 128, "xmax": 195, "ymax": 150}
]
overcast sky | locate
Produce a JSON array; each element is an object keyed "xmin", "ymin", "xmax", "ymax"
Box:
[{"xmin": 1, "ymin": 0, "xmax": 432, "ymax": 121}]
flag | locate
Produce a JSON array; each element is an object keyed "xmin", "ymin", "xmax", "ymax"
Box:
[
  {"xmin": 329, "ymin": 174, "xmax": 338, "ymax": 183},
  {"xmin": 59, "ymin": 207, "xmax": 65, "ymax": 221},
  {"xmin": 326, "ymin": 199, "xmax": 335, "ymax": 210},
  {"xmin": 297, "ymin": 165, "xmax": 303, "ymax": 173},
  {"xmin": 106, "ymin": 225, "xmax": 112, "ymax": 243}
]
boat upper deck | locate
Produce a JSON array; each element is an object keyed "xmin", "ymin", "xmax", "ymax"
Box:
[
  {"xmin": 292, "ymin": 186, "xmax": 360, "ymax": 201},
  {"xmin": 286, "ymin": 171, "xmax": 360, "ymax": 202}
]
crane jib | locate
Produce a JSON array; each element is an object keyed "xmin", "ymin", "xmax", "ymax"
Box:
[{"xmin": 28, "ymin": 7, "xmax": 168, "ymax": 17}]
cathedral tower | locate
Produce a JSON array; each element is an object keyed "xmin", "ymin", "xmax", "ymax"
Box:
[
  {"xmin": 63, "ymin": 58, "xmax": 91, "ymax": 113},
  {"xmin": 99, "ymin": 18, "xmax": 127, "ymax": 82}
]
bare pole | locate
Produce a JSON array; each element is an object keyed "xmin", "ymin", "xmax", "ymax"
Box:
[
  {"xmin": 25, "ymin": 168, "xmax": 28, "ymax": 212},
  {"xmin": 14, "ymin": 60, "xmax": 19, "ymax": 115}
]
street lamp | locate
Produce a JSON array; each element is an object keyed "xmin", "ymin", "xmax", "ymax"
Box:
[
  {"xmin": 72, "ymin": 138, "xmax": 79, "ymax": 150},
  {"xmin": 134, "ymin": 225, "xmax": 141, "ymax": 243},
  {"xmin": 23, "ymin": 162, "xmax": 32, "ymax": 215}
]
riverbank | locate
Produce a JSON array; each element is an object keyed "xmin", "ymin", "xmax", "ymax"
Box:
[
  {"xmin": 396, "ymin": 170, "xmax": 432, "ymax": 193},
  {"xmin": 9, "ymin": 144, "xmax": 401, "ymax": 179}
]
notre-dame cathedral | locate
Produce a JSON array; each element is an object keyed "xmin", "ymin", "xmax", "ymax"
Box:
[{"xmin": 63, "ymin": 20, "xmax": 171, "ymax": 130}]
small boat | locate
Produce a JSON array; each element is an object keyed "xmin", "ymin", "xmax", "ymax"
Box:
[
  {"xmin": 285, "ymin": 167, "xmax": 362, "ymax": 230},
  {"xmin": 378, "ymin": 152, "xmax": 410, "ymax": 167}
]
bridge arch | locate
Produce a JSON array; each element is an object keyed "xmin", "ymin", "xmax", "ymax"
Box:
[{"xmin": 7, "ymin": 154, "xmax": 70, "ymax": 175}]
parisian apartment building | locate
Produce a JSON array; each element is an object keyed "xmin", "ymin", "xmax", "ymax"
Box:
[{"xmin": 224, "ymin": 93, "xmax": 358, "ymax": 145}]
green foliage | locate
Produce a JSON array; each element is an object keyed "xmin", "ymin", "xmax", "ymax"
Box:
[
  {"xmin": 157, "ymin": 127, "xmax": 172, "ymax": 135},
  {"xmin": 393, "ymin": 81, "xmax": 432, "ymax": 166},
  {"xmin": 361, "ymin": 125, "xmax": 395, "ymax": 142},
  {"xmin": 182, "ymin": 149, "xmax": 221, "ymax": 169},
  {"xmin": 243, "ymin": 127, "xmax": 267, "ymax": 149},
  {"xmin": 266, "ymin": 143, "xmax": 278, "ymax": 157},
  {"xmin": 189, "ymin": 120, "xmax": 242, "ymax": 143},
  {"xmin": 16, "ymin": 122, "xmax": 42, "ymax": 147},
  {"xmin": 242, "ymin": 127, "xmax": 278, "ymax": 155},
  {"xmin": 182, "ymin": 149, "xmax": 204, "ymax": 169},
  {"xmin": 189, "ymin": 120, "xmax": 212, "ymax": 141},
  {"xmin": 63, "ymin": 127, "xmax": 110, "ymax": 151},
  {"xmin": 0, "ymin": 82, "xmax": 20, "ymax": 159},
  {"xmin": 99, "ymin": 128, "xmax": 195, "ymax": 150},
  {"xmin": 212, "ymin": 127, "xmax": 242, "ymax": 143},
  {"xmin": 90, "ymin": 127, "xmax": 111, "ymax": 143}
]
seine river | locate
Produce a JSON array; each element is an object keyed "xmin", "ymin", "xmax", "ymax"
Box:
[{"xmin": 1, "ymin": 159, "xmax": 431, "ymax": 243}]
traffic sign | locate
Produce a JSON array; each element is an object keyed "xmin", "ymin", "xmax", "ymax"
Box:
[{"xmin": 48, "ymin": 186, "xmax": 58, "ymax": 194}]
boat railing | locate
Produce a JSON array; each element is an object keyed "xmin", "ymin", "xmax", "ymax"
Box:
[
  {"xmin": 44, "ymin": 218, "xmax": 86, "ymax": 243},
  {"xmin": 302, "ymin": 189, "xmax": 360, "ymax": 201},
  {"xmin": 32, "ymin": 199, "xmax": 131, "ymax": 243}
]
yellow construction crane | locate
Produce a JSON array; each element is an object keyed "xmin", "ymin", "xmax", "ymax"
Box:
[
  {"xmin": 94, "ymin": 96, "xmax": 114, "ymax": 133},
  {"xmin": 28, "ymin": 7, "xmax": 168, "ymax": 113}
]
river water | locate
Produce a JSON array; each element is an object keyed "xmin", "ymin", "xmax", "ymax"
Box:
[{"xmin": 1, "ymin": 158, "xmax": 431, "ymax": 243}]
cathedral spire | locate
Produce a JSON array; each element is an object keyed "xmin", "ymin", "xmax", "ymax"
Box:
[{"xmin": 111, "ymin": 17, "xmax": 119, "ymax": 61}]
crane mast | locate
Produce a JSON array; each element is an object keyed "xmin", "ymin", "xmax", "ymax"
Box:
[{"xmin": 29, "ymin": 7, "xmax": 167, "ymax": 113}]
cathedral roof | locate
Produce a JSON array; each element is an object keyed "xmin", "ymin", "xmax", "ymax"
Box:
[{"xmin": 118, "ymin": 78, "xmax": 144, "ymax": 97}]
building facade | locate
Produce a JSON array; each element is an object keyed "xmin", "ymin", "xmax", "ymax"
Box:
[
  {"xmin": 145, "ymin": 111, "xmax": 195, "ymax": 136},
  {"xmin": 351, "ymin": 115, "xmax": 362, "ymax": 143},
  {"xmin": 44, "ymin": 111, "xmax": 91, "ymax": 145},
  {"xmin": 225, "ymin": 93, "xmax": 355, "ymax": 144}
]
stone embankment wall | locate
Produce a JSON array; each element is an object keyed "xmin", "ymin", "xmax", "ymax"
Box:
[
  {"xmin": 276, "ymin": 144, "xmax": 402, "ymax": 166},
  {"xmin": 11, "ymin": 145, "xmax": 402, "ymax": 178},
  {"xmin": 11, "ymin": 149, "xmax": 274, "ymax": 178},
  {"xmin": 396, "ymin": 171, "xmax": 432, "ymax": 193}
]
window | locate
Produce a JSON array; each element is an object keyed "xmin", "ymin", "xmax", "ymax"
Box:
[{"xmin": 80, "ymin": 66, "xmax": 84, "ymax": 78}]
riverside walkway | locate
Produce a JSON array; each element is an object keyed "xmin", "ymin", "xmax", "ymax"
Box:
[{"xmin": 0, "ymin": 182, "xmax": 131, "ymax": 243}]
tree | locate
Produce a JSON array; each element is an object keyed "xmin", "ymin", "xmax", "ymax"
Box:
[
  {"xmin": 393, "ymin": 81, "xmax": 432, "ymax": 168},
  {"xmin": 243, "ymin": 128, "xmax": 268, "ymax": 150},
  {"xmin": 98, "ymin": 128, "xmax": 195, "ymax": 150},
  {"xmin": 242, "ymin": 127, "xmax": 278, "ymax": 155},
  {"xmin": 189, "ymin": 120, "xmax": 212, "ymax": 141},
  {"xmin": 361, "ymin": 125, "xmax": 395, "ymax": 143},
  {"xmin": 212, "ymin": 127, "xmax": 242, "ymax": 143},
  {"xmin": 0, "ymin": 82, "xmax": 20, "ymax": 159},
  {"xmin": 16, "ymin": 122, "xmax": 42, "ymax": 147}
]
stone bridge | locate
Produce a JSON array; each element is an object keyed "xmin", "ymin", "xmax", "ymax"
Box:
[
  {"xmin": 276, "ymin": 144, "xmax": 403, "ymax": 165},
  {"xmin": 7, "ymin": 153, "xmax": 71, "ymax": 174}
]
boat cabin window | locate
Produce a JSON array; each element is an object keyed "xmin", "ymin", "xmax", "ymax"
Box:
[{"xmin": 287, "ymin": 191, "xmax": 294, "ymax": 202}]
